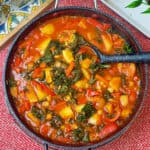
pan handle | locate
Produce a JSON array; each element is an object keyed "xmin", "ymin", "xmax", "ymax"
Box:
[{"xmin": 54, "ymin": 0, "xmax": 98, "ymax": 9}]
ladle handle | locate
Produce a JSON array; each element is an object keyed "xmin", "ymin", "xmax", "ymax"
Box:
[{"xmin": 101, "ymin": 52, "xmax": 150, "ymax": 63}]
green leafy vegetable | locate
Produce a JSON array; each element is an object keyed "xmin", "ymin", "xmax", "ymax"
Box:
[
  {"xmin": 72, "ymin": 127, "xmax": 84, "ymax": 142},
  {"xmin": 82, "ymin": 102, "xmax": 96, "ymax": 118},
  {"xmin": 82, "ymin": 132, "xmax": 90, "ymax": 143},
  {"xmin": 126, "ymin": 0, "xmax": 142, "ymax": 8},
  {"xmin": 123, "ymin": 43, "xmax": 133, "ymax": 54},
  {"xmin": 103, "ymin": 90, "xmax": 113, "ymax": 101},
  {"xmin": 50, "ymin": 114, "xmax": 63, "ymax": 129},
  {"xmin": 77, "ymin": 113, "xmax": 87, "ymax": 123},
  {"xmin": 142, "ymin": 7, "xmax": 150, "ymax": 13},
  {"xmin": 126, "ymin": 0, "xmax": 150, "ymax": 14},
  {"xmin": 31, "ymin": 106, "xmax": 45, "ymax": 120},
  {"xmin": 49, "ymin": 40, "xmax": 63, "ymax": 55},
  {"xmin": 90, "ymin": 63, "xmax": 111, "ymax": 73},
  {"xmin": 8, "ymin": 78, "xmax": 16, "ymax": 87}
]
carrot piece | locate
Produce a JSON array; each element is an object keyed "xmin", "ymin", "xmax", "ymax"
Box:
[
  {"xmin": 77, "ymin": 96, "xmax": 87, "ymax": 104},
  {"xmin": 49, "ymin": 101, "xmax": 66, "ymax": 111},
  {"xmin": 65, "ymin": 61, "xmax": 75, "ymax": 76},
  {"xmin": 99, "ymin": 123, "xmax": 118, "ymax": 139}
]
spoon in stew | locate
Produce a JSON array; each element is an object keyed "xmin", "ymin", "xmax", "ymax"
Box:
[{"xmin": 88, "ymin": 43, "xmax": 150, "ymax": 64}]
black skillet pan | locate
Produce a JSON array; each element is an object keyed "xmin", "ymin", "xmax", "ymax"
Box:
[{"xmin": 3, "ymin": 0, "xmax": 148, "ymax": 149}]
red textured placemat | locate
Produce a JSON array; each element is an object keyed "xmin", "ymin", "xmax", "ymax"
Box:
[{"xmin": 0, "ymin": 1, "xmax": 150, "ymax": 150}]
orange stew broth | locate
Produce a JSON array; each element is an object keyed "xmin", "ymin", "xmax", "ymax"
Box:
[{"xmin": 9, "ymin": 16, "xmax": 140, "ymax": 145}]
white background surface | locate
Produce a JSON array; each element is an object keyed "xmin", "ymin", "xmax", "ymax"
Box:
[{"xmin": 101, "ymin": 0, "xmax": 150, "ymax": 38}]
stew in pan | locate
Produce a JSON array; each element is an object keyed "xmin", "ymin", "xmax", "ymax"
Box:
[{"xmin": 8, "ymin": 16, "xmax": 140, "ymax": 145}]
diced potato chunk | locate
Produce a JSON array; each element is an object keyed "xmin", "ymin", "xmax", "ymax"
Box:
[
  {"xmin": 120, "ymin": 95, "xmax": 128, "ymax": 107},
  {"xmin": 81, "ymin": 68, "xmax": 90, "ymax": 80},
  {"xmin": 45, "ymin": 68, "xmax": 52, "ymax": 83},
  {"xmin": 46, "ymin": 113, "xmax": 52, "ymax": 120},
  {"xmin": 42, "ymin": 101, "xmax": 49, "ymax": 108},
  {"xmin": 10, "ymin": 87, "xmax": 17, "ymax": 98},
  {"xmin": 101, "ymin": 33, "xmax": 113, "ymax": 53},
  {"xmin": 75, "ymin": 104, "xmax": 85, "ymax": 113},
  {"xmin": 80, "ymin": 58, "xmax": 92, "ymax": 69},
  {"xmin": 109, "ymin": 77, "xmax": 121, "ymax": 91},
  {"xmin": 33, "ymin": 85, "xmax": 47, "ymax": 101},
  {"xmin": 26, "ymin": 111, "xmax": 40, "ymax": 126},
  {"xmin": 37, "ymin": 38, "xmax": 51, "ymax": 55},
  {"xmin": 121, "ymin": 108, "xmax": 131, "ymax": 118},
  {"xmin": 88, "ymin": 113, "xmax": 101, "ymax": 125},
  {"xmin": 75, "ymin": 79, "xmax": 89, "ymax": 89},
  {"xmin": 40, "ymin": 24, "xmax": 54, "ymax": 35},
  {"xmin": 104, "ymin": 103, "xmax": 112, "ymax": 113},
  {"xmin": 26, "ymin": 85, "xmax": 38, "ymax": 103},
  {"xmin": 62, "ymin": 48, "xmax": 74, "ymax": 63},
  {"xmin": 59, "ymin": 106, "xmax": 73, "ymax": 119},
  {"xmin": 117, "ymin": 63, "xmax": 136, "ymax": 78}
]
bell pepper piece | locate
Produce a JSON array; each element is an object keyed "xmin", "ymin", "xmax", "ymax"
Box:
[
  {"xmin": 86, "ymin": 89, "xmax": 101, "ymax": 97},
  {"xmin": 49, "ymin": 101, "xmax": 66, "ymax": 111}
]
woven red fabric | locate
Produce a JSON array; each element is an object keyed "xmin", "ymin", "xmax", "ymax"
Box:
[{"xmin": 0, "ymin": 0, "xmax": 150, "ymax": 150}]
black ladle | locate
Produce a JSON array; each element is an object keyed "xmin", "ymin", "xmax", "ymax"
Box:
[{"xmin": 90, "ymin": 44, "xmax": 150, "ymax": 64}]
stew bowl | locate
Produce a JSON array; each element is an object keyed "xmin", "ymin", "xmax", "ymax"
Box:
[{"xmin": 3, "ymin": 7, "xmax": 148, "ymax": 150}]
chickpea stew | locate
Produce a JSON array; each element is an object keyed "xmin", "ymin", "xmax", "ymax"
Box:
[{"xmin": 8, "ymin": 16, "xmax": 140, "ymax": 145}]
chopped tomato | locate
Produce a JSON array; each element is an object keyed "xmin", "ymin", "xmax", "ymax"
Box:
[
  {"xmin": 99, "ymin": 123, "xmax": 118, "ymax": 139},
  {"xmin": 40, "ymin": 124, "xmax": 49, "ymax": 136},
  {"xmin": 19, "ymin": 101, "xmax": 31, "ymax": 113},
  {"xmin": 77, "ymin": 96, "xmax": 87, "ymax": 104}
]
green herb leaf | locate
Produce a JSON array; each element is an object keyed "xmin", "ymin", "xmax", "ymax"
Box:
[
  {"xmin": 82, "ymin": 102, "xmax": 96, "ymax": 118},
  {"xmin": 31, "ymin": 106, "xmax": 45, "ymax": 120},
  {"xmin": 50, "ymin": 114, "xmax": 63, "ymax": 129},
  {"xmin": 126, "ymin": 0, "xmax": 142, "ymax": 8},
  {"xmin": 72, "ymin": 128, "xmax": 84, "ymax": 142},
  {"xmin": 124, "ymin": 43, "xmax": 133, "ymax": 54},
  {"xmin": 82, "ymin": 132, "xmax": 90, "ymax": 143},
  {"xmin": 142, "ymin": 7, "xmax": 150, "ymax": 13},
  {"xmin": 8, "ymin": 78, "xmax": 16, "ymax": 87},
  {"xmin": 103, "ymin": 90, "xmax": 113, "ymax": 101}
]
